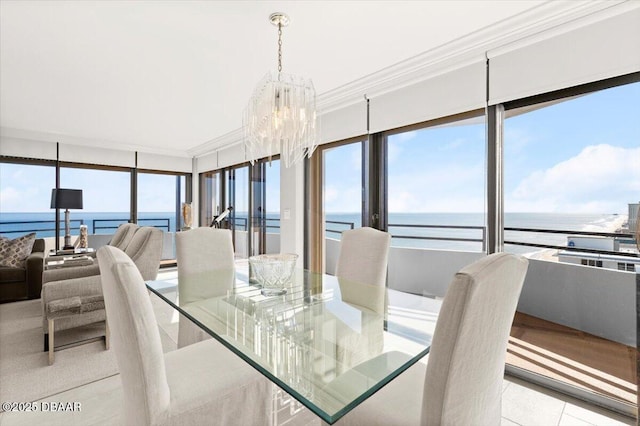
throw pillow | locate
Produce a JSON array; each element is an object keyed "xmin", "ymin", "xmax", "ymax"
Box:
[{"xmin": 0, "ymin": 233, "xmax": 36, "ymax": 268}]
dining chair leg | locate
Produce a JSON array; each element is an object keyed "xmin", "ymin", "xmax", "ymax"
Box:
[
  {"xmin": 48, "ymin": 319, "xmax": 55, "ymax": 365},
  {"xmin": 105, "ymin": 320, "xmax": 110, "ymax": 350}
]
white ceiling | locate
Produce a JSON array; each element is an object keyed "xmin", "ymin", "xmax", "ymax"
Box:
[{"xmin": 1, "ymin": 0, "xmax": 580, "ymax": 157}]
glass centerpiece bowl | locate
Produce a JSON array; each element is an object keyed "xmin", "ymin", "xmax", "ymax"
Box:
[{"xmin": 249, "ymin": 253, "xmax": 298, "ymax": 296}]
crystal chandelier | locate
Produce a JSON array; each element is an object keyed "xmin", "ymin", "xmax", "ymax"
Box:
[{"xmin": 244, "ymin": 13, "xmax": 318, "ymax": 168}]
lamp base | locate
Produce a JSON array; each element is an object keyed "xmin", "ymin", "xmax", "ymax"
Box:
[{"xmin": 63, "ymin": 210, "xmax": 73, "ymax": 250}]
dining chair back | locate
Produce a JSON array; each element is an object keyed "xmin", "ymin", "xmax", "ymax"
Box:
[
  {"xmin": 175, "ymin": 227, "xmax": 235, "ymax": 347},
  {"xmin": 98, "ymin": 245, "xmax": 273, "ymax": 425},
  {"xmin": 422, "ymin": 252, "xmax": 528, "ymax": 425},
  {"xmin": 98, "ymin": 245, "xmax": 170, "ymax": 425},
  {"xmin": 335, "ymin": 227, "xmax": 391, "ymax": 313},
  {"xmin": 333, "ymin": 252, "xmax": 528, "ymax": 426}
]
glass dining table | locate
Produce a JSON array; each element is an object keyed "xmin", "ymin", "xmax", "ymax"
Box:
[{"xmin": 146, "ymin": 267, "xmax": 441, "ymax": 424}]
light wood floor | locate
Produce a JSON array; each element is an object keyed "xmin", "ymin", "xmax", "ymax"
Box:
[{"xmin": 507, "ymin": 312, "xmax": 637, "ymax": 406}]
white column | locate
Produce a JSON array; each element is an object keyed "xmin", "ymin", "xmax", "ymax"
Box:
[{"xmin": 280, "ymin": 162, "xmax": 304, "ymax": 259}]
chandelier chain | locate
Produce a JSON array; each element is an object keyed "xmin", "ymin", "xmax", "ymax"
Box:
[{"xmin": 277, "ymin": 23, "xmax": 283, "ymax": 74}]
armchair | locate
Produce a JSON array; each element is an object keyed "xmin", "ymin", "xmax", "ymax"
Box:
[
  {"xmin": 0, "ymin": 238, "xmax": 45, "ymax": 303},
  {"xmin": 42, "ymin": 223, "xmax": 139, "ymax": 284},
  {"xmin": 41, "ymin": 226, "xmax": 163, "ymax": 350}
]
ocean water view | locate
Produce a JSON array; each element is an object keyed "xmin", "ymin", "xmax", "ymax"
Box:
[
  {"xmin": 0, "ymin": 211, "xmax": 626, "ymax": 255},
  {"xmin": 0, "ymin": 212, "xmax": 178, "ymax": 237}
]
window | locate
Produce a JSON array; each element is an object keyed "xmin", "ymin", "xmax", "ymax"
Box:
[
  {"xmin": 263, "ymin": 159, "xmax": 280, "ymax": 254},
  {"xmin": 59, "ymin": 165, "xmax": 131, "ymax": 237},
  {"xmin": 386, "ymin": 114, "xmax": 486, "ymax": 251},
  {"xmin": 504, "ymin": 81, "xmax": 640, "ymax": 259},
  {"xmin": 617, "ymin": 262, "xmax": 635, "ymax": 272},
  {"xmin": 226, "ymin": 165, "xmax": 249, "ymax": 258},
  {"xmin": 581, "ymin": 259, "xmax": 603, "ymax": 268},
  {"xmin": 323, "ymin": 142, "xmax": 363, "ymax": 238},
  {"xmin": 138, "ymin": 172, "xmax": 187, "ymax": 234},
  {"xmin": 0, "ymin": 161, "xmax": 56, "ymax": 238},
  {"xmin": 199, "ymin": 171, "xmax": 222, "ymax": 227},
  {"xmin": 137, "ymin": 171, "xmax": 188, "ymax": 260},
  {"xmin": 503, "ymin": 79, "xmax": 639, "ymax": 409}
]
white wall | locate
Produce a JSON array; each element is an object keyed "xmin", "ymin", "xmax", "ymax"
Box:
[
  {"xmin": 326, "ymin": 237, "xmax": 485, "ymax": 297},
  {"xmin": 387, "ymin": 247, "xmax": 485, "ymax": 297},
  {"xmin": 265, "ymin": 232, "xmax": 280, "ymax": 254},
  {"xmin": 327, "ymin": 239, "xmax": 635, "ymax": 346},
  {"xmin": 279, "ymin": 162, "xmax": 304, "ymax": 260},
  {"xmin": 517, "ymin": 259, "xmax": 635, "ymax": 346}
]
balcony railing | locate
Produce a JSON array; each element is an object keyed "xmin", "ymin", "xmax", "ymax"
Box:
[
  {"xmin": 226, "ymin": 217, "xmax": 283, "ymax": 232},
  {"xmin": 388, "ymin": 223, "xmax": 487, "ymax": 252},
  {"xmin": 0, "ymin": 219, "xmax": 85, "ymax": 236},
  {"xmin": 326, "ymin": 220, "xmax": 355, "ymax": 235},
  {"xmin": 92, "ymin": 218, "xmax": 171, "ymax": 233},
  {"xmin": 0, "ymin": 218, "xmax": 171, "ymax": 236},
  {"xmin": 505, "ymin": 227, "xmax": 638, "ymax": 258},
  {"xmin": 3, "ymin": 219, "xmax": 636, "ymax": 260}
]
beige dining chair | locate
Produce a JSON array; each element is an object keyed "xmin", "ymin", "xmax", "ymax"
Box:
[
  {"xmin": 97, "ymin": 245, "xmax": 272, "ymax": 425},
  {"xmin": 334, "ymin": 252, "xmax": 529, "ymax": 426},
  {"xmin": 175, "ymin": 227, "xmax": 236, "ymax": 348},
  {"xmin": 335, "ymin": 227, "xmax": 391, "ymax": 313}
]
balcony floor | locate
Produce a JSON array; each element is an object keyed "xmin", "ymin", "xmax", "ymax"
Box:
[{"xmin": 508, "ymin": 312, "xmax": 637, "ymax": 408}]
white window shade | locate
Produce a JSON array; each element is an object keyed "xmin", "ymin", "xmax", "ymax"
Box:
[
  {"xmin": 0, "ymin": 137, "xmax": 57, "ymax": 160},
  {"xmin": 196, "ymin": 152, "xmax": 218, "ymax": 174},
  {"xmin": 319, "ymin": 101, "xmax": 367, "ymax": 145},
  {"xmin": 58, "ymin": 143, "xmax": 135, "ymax": 167},
  {"xmin": 137, "ymin": 152, "xmax": 192, "ymax": 173},
  {"xmin": 217, "ymin": 144, "xmax": 246, "ymax": 169},
  {"xmin": 369, "ymin": 60, "xmax": 486, "ymax": 134},
  {"xmin": 488, "ymin": 6, "xmax": 640, "ymax": 105}
]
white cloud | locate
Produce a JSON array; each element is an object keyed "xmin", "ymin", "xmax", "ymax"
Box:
[
  {"xmin": 439, "ymin": 137, "xmax": 465, "ymax": 151},
  {"xmin": 507, "ymin": 144, "xmax": 640, "ymax": 213},
  {"xmin": 504, "ymin": 127, "xmax": 533, "ymax": 154},
  {"xmin": 391, "ymin": 130, "xmax": 418, "ymax": 143},
  {"xmin": 388, "ymin": 162, "xmax": 485, "ymax": 212},
  {"xmin": 0, "ymin": 187, "xmax": 21, "ymax": 207},
  {"xmin": 324, "ymin": 185, "xmax": 362, "ymax": 213}
]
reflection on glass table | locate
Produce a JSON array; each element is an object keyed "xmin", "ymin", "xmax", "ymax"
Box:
[{"xmin": 146, "ymin": 268, "xmax": 441, "ymax": 424}]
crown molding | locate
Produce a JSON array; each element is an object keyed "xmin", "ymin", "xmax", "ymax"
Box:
[
  {"xmin": 0, "ymin": 127, "xmax": 192, "ymax": 158},
  {"xmin": 187, "ymin": 128, "xmax": 244, "ymax": 158}
]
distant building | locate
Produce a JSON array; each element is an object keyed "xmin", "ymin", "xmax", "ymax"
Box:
[
  {"xmin": 628, "ymin": 202, "xmax": 639, "ymax": 232},
  {"xmin": 559, "ymin": 235, "xmax": 639, "ymax": 272}
]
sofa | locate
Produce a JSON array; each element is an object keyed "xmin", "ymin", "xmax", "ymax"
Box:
[
  {"xmin": 41, "ymin": 225, "xmax": 163, "ymax": 350},
  {"xmin": 0, "ymin": 238, "xmax": 45, "ymax": 303}
]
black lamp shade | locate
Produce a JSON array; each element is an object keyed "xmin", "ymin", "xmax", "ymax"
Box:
[{"xmin": 50, "ymin": 189, "xmax": 83, "ymax": 209}]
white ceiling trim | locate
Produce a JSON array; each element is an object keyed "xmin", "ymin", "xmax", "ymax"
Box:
[{"xmin": 187, "ymin": 128, "xmax": 244, "ymax": 158}]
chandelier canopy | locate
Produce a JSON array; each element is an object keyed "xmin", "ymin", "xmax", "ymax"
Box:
[{"xmin": 243, "ymin": 13, "xmax": 318, "ymax": 168}]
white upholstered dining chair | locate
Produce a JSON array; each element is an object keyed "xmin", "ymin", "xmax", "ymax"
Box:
[
  {"xmin": 175, "ymin": 227, "xmax": 236, "ymax": 348},
  {"xmin": 334, "ymin": 252, "xmax": 529, "ymax": 426},
  {"xmin": 335, "ymin": 227, "xmax": 391, "ymax": 313},
  {"xmin": 97, "ymin": 245, "xmax": 272, "ymax": 426}
]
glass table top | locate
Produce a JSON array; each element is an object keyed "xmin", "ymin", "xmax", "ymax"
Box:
[{"xmin": 147, "ymin": 268, "xmax": 440, "ymax": 424}]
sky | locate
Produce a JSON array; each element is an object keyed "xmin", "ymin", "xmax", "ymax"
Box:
[
  {"xmin": 323, "ymin": 81, "xmax": 640, "ymax": 215},
  {"xmin": 1, "ymin": 82, "xmax": 638, "ymax": 216}
]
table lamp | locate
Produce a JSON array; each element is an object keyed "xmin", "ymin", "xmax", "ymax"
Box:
[{"xmin": 51, "ymin": 188, "xmax": 83, "ymax": 250}]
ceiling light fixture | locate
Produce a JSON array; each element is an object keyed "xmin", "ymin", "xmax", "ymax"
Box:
[{"xmin": 243, "ymin": 12, "xmax": 318, "ymax": 168}]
